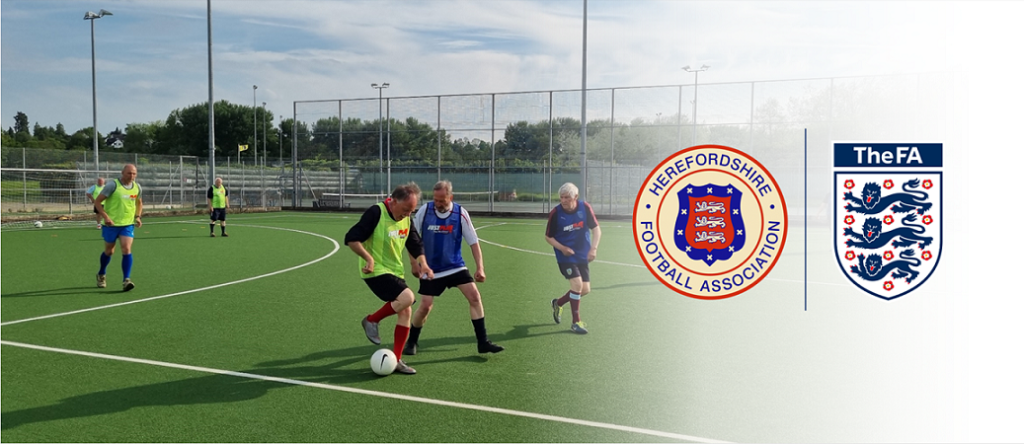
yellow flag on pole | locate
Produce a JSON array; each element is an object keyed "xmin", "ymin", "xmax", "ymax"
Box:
[{"xmin": 238, "ymin": 144, "xmax": 249, "ymax": 152}]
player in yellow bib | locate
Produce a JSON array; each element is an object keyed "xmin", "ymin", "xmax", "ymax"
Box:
[
  {"xmin": 345, "ymin": 183, "xmax": 433, "ymax": 375},
  {"xmin": 86, "ymin": 177, "xmax": 105, "ymax": 229},
  {"xmin": 207, "ymin": 177, "xmax": 229, "ymax": 237},
  {"xmin": 94, "ymin": 164, "xmax": 142, "ymax": 292}
]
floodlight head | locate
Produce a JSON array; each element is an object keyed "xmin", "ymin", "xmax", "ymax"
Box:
[
  {"xmin": 682, "ymin": 65, "xmax": 690, "ymax": 71},
  {"xmin": 371, "ymin": 83, "xmax": 378, "ymax": 88},
  {"xmin": 253, "ymin": 85, "xmax": 258, "ymax": 90},
  {"xmin": 382, "ymin": 83, "xmax": 390, "ymax": 88},
  {"xmin": 99, "ymin": 9, "xmax": 112, "ymax": 17},
  {"xmin": 701, "ymin": 64, "xmax": 711, "ymax": 70},
  {"xmin": 84, "ymin": 11, "xmax": 99, "ymax": 19}
]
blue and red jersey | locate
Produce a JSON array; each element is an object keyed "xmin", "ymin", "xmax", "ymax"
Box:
[
  {"xmin": 421, "ymin": 201, "xmax": 466, "ymax": 273},
  {"xmin": 546, "ymin": 201, "xmax": 599, "ymax": 264}
]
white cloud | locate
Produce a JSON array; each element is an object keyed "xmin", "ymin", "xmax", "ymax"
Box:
[{"xmin": 0, "ymin": 0, "xmax": 988, "ymax": 133}]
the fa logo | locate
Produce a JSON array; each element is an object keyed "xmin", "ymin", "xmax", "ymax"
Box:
[
  {"xmin": 833, "ymin": 142, "xmax": 943, "ymax": 300},
  {"xmin": 634, "ymin": 145, "xmax": 788, "ymax": 299}
]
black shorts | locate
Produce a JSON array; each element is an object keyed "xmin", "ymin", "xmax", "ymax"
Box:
[
  {"xmin": 363, "ymin": 274, "xmax": 409, "ymax": 302},
  {"xmin": 211, "ymin": 208, "xmax": 227, "ymax": 221},
  {"xmin": 557, "ymin": 262, "xmax": 590, "ymax": 282},
  {"xmin": 418, "ymin": 269, "xmax": 475, "ymax": 296}
]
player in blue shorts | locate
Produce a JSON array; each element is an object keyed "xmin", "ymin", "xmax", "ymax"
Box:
[
  {"xmin": 546, "ymin": 182, "xmax": 601, "ymax": 334},
  {"xmin": 94, "ymin": 164, "xmax": 143, "ymax": 292},
  {"xmin": 404, "ymin": 180, "xmax": 504, "ymax": 355}
]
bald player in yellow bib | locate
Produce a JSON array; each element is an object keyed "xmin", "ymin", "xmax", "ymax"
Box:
[{"xmin": 94, "ymin": 164, "xmax": 143, "ymax": 292}]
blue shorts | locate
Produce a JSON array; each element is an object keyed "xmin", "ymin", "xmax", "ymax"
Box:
[{"xmin": 102, "ymin": 225, "xmax": 135, "ymax": 243}]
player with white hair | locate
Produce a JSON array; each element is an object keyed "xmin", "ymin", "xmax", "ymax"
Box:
[{"xmin": 545, "ymin": 182, "xmax": 601, "ymax": 334}]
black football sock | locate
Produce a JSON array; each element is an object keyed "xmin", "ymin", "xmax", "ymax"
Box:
[
  {"xmin": 472, "ymin": 317, "xmax": 488, "ymax": 343},
  {"xmin": 407, "ymin": 325, "xmax": 422, "ymax": 346}
]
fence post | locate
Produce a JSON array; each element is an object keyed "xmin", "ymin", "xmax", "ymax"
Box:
[
  {"xmin": 489, "ymin": 93, "xmax": 495, "ymax": 212},
  {"xmin": 437, "ymin": 95, "xmax": 442, "ymax": 182},
  {"xmin": 609, "ymin": 88, "xmax": 616, "ymax": 215},
  {"xmin": 69, "ymin": 189, "xmax": 73, "ymax": 215},
  {"xmin": 548, "ymin": 91, "xmax": 553, "ymax": 213},
  {"xmin": 22, "ymin": 147, "xmax": 27, "ymax": 210}
]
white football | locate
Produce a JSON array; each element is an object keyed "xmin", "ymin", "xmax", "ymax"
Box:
[
  {"xmin": 370, "ymin": 348, "xmax": 397, "ymax": 376},
  {"xmin": 33, "ymin": 221, "xmax": 43, "ymax": 228}
]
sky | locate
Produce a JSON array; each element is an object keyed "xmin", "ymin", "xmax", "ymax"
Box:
[
  {"xmin": 3, "ymin": 1, "xmax": 1024, "ymax": 441},
  {"xmin": 0, "ymin": 0, "xmax": 963, "ymax": 133}
]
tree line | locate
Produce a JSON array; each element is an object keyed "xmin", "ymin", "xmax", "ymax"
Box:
[{"xmin": 5, "ymin": 82, "xmax": 861, "ymax": 169}]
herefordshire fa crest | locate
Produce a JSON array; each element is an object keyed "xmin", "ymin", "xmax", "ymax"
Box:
[
  {"xmin": 635, "ymin": 145, "xmax": 788, "ymax": 300},
  {"xmin": 833, "ymin": 143, "xmax": 943, "ymax": 300}
]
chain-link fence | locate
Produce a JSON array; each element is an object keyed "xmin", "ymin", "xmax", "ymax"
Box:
[
  {"xmin": 0, "ymin": 148, "xmax": 286, "ymax": 216},
  {"xmin": 1, "ymin": 73, "xmax": 952, "ymax": 218},
  {"xmin": 292, "ymin": 73, "xmax": 952, "ymax": 217}
]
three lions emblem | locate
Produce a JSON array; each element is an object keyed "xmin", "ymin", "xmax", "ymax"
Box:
[{"xmin": 833, "ymin": 143, "xmax": 943, "ymax": 300}]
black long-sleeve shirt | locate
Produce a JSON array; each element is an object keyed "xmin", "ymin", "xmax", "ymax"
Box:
[{"xmin": 344, "ymin": 202, "xmax": 424, "ymax": 257}]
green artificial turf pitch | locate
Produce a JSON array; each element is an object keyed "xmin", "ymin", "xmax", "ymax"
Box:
[
  {"xmin": 2, "ymin": 212, "xmax": 729, "ymax": 442},
  {"xmin": 4, "ymin": 211, "xmax": 917, "ymax": 443}
]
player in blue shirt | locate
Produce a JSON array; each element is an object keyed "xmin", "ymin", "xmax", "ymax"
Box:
[
  {"xmin": 546, "ymin": 182, "xmax": 601, "ymax": 334},
  {"xmin": 405, "ymin": 180, "xmax": 504, "ymax": 356}
]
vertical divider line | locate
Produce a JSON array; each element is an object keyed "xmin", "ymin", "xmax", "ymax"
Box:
[{"xmin": 804, "ymin": 128, "xmax": 808, "ymax": 311}]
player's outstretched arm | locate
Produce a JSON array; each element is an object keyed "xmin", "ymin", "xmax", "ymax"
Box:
[
  {"xmin": 409, "ymin": 252, "xmax": 422, "ymax": 277},
  {"xmin": 415, "ymin": 255, "xmax": 433, "ymax": 279},
  {"xmin": 546, "ymin": 235, "xmax": 574, "ymax": 256},
  {"xmin": 588, "ymin": 226, "xmax": 602, "ymax": 262},
  {"xmin": 135, "ymin": 195, "xmax": 143, "ymax": 227},
  {"xmin": 348, "ymin": 241, "xmax": 374, "ymax": 274},
  {"xmin": 94, "ymin": 194, "xmax": 112, "ymax": 226},
  {"xmin": 470, "ymin": 243, "xmax": 486, "ymax": 282}
]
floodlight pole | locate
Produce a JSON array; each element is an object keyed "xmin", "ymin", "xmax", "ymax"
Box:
[
  {"xmin": 372, "ymin": 82, "xmax": 389, "ymax": 196},
  {"xmin": 262, "ymin": 101, "xmax": 267, "ymax": 207},
  {"xmin": 262, "ymin": 102, "xmax": 267, "ymax": 167},
  {"xmin": 206, "ymin": 0, "xmax": 215, "ymax": 186},
  {"xmin": 253, "ymin": 85, "xmax": 258, "ymax": 166},
  {"xmin": 683, "ymin": 64, "xmax": 710, "ymax": 147},
  {"xmin": 580, "ymin": 0, "xmax": 588, "ymax": 203},
  {"xmin": 85, "ymin": 9, "xmax": 112, "ymax": 172}
]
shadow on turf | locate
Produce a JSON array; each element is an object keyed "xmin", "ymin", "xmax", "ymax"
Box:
[
  {"xmin": 0, "ymin": 287, "xmax": 117, "ymax": 298},
  {"xmin": 592, "ymin": 281, "xmax": 662, "ymax": 291},
  {"xmin": 1, "ymin": 347, "xmax": 390, "ymax": 431},
  {"xmin": 1, "ymin": 324, "xmax": 568, "ymax": 430},
  {"xmin": 75, "ymin": 236, "xmax": 198, "ymax": 241}
]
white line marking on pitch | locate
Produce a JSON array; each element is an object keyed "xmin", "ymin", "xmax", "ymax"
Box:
[
  {"xmin": 0, "ymin": 340, "xmax": 729, "ymax": 443},
  {"xmin": 474, "ymin": 224, "xmax": 847, "ymax": 287},
  {"xmin": 0, "ymin": 224, "xmax": 340, "ymax": 327}
]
